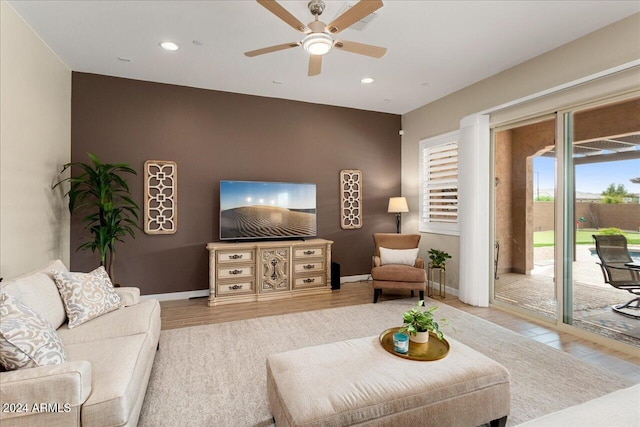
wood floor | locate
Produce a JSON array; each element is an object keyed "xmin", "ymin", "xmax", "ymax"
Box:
[{"xmin": 160, "ymin": 280, "xmax": 640, "ymax": 382}]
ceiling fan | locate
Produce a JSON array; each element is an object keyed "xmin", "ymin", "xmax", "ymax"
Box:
[{"xmin": 245, "ymin": 0, "xmax": 386, "ymax": 76}]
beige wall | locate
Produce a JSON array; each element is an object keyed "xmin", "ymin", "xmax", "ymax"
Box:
[
  {"xmin": 401, "ymin": 13, "xmax": 640, "ymax": 291},
  {"xmin": 0, "ymin": 1, "xmax": 71, "ymax": 279}
]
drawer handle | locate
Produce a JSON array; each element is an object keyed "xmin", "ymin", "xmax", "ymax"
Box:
[
  {"xmin": 303, "ymin": 250, "xmax": 315, "ymax": 255},
  {"xmin": 303, "ymin": 264, "xmax": 314, "ymax": 270},
  {"xmin": 229, "ymin": 254, "xmax": 243, "ymax": 260},
  {"xmin": 229, "ymin": 269, "xmax": 243, "ymax": 275},
  {"xmin": 303, "ymin": 278, "xmax": 315, "ymax": 284},
  {"xmin": 230, "ymin": 284, "xmax": 243, "ymax": 290}
]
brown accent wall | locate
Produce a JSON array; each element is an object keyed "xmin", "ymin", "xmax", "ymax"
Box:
[{"xmin": 71, "ymin": 73, "xmax": 401, "ymax": 295}]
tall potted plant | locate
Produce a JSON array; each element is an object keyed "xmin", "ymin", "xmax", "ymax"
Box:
[{"xmin": 54, "ymin": 153, "xmax": 140, "ymax": 282}]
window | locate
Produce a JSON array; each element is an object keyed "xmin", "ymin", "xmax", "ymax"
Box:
[{"xmin": 419, "ymin": 131, "xmax": 459, "ymax": 235}]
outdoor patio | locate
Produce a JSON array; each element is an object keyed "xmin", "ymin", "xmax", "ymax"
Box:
[{"xmin": 495, "ymin": 245, "xmax": 640, "ymax": 347}]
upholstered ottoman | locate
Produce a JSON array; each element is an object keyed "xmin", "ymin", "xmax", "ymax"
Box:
[{"xmin": 266, "ymin": 335, "xmax": 510, "ymax": 427}]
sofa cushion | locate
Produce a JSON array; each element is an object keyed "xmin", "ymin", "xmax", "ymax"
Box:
[
  {"xmin": 0, "ymin": 293, "xmax": 67, "ymax": 370},
  {"xmin": 372, "ymin": 264, "xmax": 427, "ymax": 282},
  {"xmin": 65, "ymin": 333, "xmax": 155, "ymax": 426},
  {"xmin": 0, "ymin": 260, "xmax": 68, "ymax": 329},
  {"xmin": 56, "ymin": 299, "xmax": 161, "ymax": 345},
  {"xmin": 52, "ymin": 266, "xmax": 121, "ymax": 328},
  {"xmin": 379, "ymin": 247, "xmax": 419, "ymax": 266}
]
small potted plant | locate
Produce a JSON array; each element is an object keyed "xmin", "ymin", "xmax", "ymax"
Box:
[
  {"xmin": 399, "ymin": 300, "xmax": 447, "ymax": 343},
  {"xmin": 428, "ymin": 248, "xmax": 451, "ymax": 268}
]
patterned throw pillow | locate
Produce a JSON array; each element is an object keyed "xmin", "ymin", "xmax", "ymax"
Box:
[
  {"xmin": 0, "ymin": 293, "xmax": 67, "ymax": 370},
  {"xmin": 52, "ymin": 266, "xmax": 121, "ymax": 328}
]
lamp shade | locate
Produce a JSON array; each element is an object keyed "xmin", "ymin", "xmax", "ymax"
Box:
[{"xmin": 388, "ymin": 197, "xmax": 409, "ymax": 213}]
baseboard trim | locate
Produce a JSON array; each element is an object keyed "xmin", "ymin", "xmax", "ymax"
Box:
[
  {"xmin": 427, "ymin": 282, "xmax": 459, "ymax": 298},
  {"xmin": 141, "ymin": 289, "xmax": 209, "ymax": 302},
  {"xmin": 142, "ymin": 277, "xmax": 458, "ymax": 301}
]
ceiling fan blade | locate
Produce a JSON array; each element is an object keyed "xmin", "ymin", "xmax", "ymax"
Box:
[
  {"xmin": 257, "ymin": 0, "xmax": 310, "ymax": 33},
  {"xmin": 325, "ymin": 0, "xmax": 383, "ymax": 34},
  {"xmin": 308, "ymin": 55, "xmax": 322, "ymax": 76},
  {"xmin": 334, "ymin": 40, "xmax": 386, "ymax": 58},
  {"xmin": 245, "ymin": 42, "xmax": 301, "ymax": 57}
]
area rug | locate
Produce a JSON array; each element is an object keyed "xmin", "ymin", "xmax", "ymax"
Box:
[{"xmin": 139, "ymin": 298, "xmax": 637, "ymax": 426}]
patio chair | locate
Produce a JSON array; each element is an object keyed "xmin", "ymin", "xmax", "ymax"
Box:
[{"xmin": 592, "ymin": 234, "xmax": 640, "ymax": 318}]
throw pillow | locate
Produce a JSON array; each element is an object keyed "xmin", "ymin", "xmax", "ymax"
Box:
[
  {"xmin": 52, "ymin": 266, "xmax": 121, "ymax": 328},
  {"xmin": 0, "ymin": 293, "xmax": 67, "ymax": 370},
  {"xmin": 379, "ymin": 247, "xmax": 419, "ymax": 266}
]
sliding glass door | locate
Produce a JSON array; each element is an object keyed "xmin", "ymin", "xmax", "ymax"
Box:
[
  {"xmin": 564, "ymin": 96, "xmax": 640, "ymax": 348},
  {"xmin": 492, "ymin": 94, "xmax": 640, "ymax": 349}
]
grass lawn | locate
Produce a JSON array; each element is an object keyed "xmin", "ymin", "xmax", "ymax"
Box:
[{"xmin": 534, "ymin": 229, "xmax": 640, "ymax": 247}]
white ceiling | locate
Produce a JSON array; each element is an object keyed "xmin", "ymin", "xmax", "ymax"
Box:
[{"xmin": 8, "ymin": 1, "xmax": 640, "ymax": 115}]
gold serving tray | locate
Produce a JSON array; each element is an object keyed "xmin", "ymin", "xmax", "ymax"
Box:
[{"xmin": 379, "ymin": 327, "xmax": 450, "ymax": 361}]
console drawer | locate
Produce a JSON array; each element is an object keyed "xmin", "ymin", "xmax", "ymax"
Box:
[
  {"xmin": 293, "ymin": 275, "xmax": 326, "ymax": 289},
  {"xmin": 217, "ymin": 281, "xmax": 255, "ymax": 295},
  {"xmin": 294, "ymin": 247, "xmax": 325, "ymax": 259},
  {"xmin": 218, "ymin": 250, "xmax": 255, "ymax": 264},
  {"xmin": 217, "ymin": 265, "xmax": 254, "ymax": 280},
  {"xmin": 294, "ymin": 260, "xmax": 325, "ymax": 274}
]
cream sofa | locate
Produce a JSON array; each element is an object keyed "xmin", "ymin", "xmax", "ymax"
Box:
[
  {"xmin": 518, "ymin": 384, "xmax": 640, "ymax": 427},
  {"xmin": 0, "ymin": 260, "xmax": 161, "ymax": 427}
]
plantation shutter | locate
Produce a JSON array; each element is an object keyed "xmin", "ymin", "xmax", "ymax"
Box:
[{"xmin": 419, "ymin": 132, "xmax": 460, "ymax": 235}]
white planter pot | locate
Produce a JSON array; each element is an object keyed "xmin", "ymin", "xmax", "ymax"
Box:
[{"xmin": 409, "ymin": 331, "xmax": 429, "ymax": 343}]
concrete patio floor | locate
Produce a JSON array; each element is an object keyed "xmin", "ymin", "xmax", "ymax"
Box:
[{"xmin": 494, "ymin": 245, "xmax": 640, "ymax": 347}]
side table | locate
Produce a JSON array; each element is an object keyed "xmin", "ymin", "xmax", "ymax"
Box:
[{"xmin": 427, "ymin": 264, "xmax": 446, "ymax": 299}]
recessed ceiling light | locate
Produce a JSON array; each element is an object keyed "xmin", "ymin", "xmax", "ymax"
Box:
[
  {"xmin": 117, "ymin": 57, "xmax": 132, "ymax": 63},
  {"xmin": 159, "ymin": 41, "xmax": 179, "ymax": 51},
  {"xmin": 272, "ymin": 80, "xmax": 283, "ymax": 85},
  {"xmin": 192, "ymin": 40, "xmax": 203, "ymax": 46},
  {"xmin": 361, "ymin": 77, "xmax": 374, "ymax": 84},
  {"xmin": 421, "ymin": 82, "xmax": 430, "ymax": 87}
]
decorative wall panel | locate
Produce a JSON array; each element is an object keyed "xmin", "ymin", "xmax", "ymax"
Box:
[
  {"xmin": 144, "ymin": 160, "xmax": 177, "ymax": 234},
  {"xmin": 340, "ymin": 169, "xmax": 362, "ymax": 229}
]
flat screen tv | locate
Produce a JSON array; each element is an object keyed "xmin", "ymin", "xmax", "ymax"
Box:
[{"xmin": 219, "ymin": 180, "xmax": 317, "ymax": 241}]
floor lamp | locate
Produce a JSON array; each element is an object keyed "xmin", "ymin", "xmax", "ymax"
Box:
[{"xmin": 388, "ymin": 197, "xmax": 409, "ymax": 234}]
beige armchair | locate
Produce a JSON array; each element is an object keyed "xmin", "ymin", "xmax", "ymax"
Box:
[{"xmin": 371, "ymin": 233, "xmax": 427, "ymax": 303}]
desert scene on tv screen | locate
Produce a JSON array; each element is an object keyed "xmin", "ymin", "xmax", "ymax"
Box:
[{"xmin": 220, "ymin": 182, "xmax": 316, "ymax": 239}]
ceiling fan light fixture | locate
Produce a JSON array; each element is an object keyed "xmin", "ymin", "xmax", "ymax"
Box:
[
  {"xmin": 302, "ymin": 33, "xmax": 333, "ymax": 56},
  {"xmin": 159, "ymin": 41, "xmax": 179, "ymax": 51}
]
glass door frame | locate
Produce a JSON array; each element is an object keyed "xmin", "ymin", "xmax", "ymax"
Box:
[{"xmin": 558, "ymin": 91, "xmax": 640, "ymax": 339}]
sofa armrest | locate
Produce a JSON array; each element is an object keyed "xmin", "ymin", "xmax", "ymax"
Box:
[
  {"xmin": 0, "ymin": 361, "xmax": 92, "ymax": 422},
  {"xmin": 115, "ymin": 287, "xmax": 140, "ymax": 306},
  {"xmin": 415, "ymin": 258, "xmax": 425, "ymax": 269}
]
